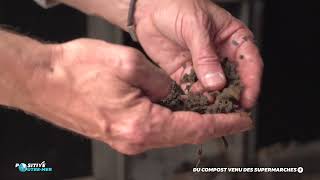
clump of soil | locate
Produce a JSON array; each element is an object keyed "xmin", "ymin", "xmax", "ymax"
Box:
[{"xmin": 160, "ymin": 59, "xmax": 244, "ymax": 114}]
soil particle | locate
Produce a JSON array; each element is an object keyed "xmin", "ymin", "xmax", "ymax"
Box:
[{"xmin": 180, "ymin": 69, "xmax": 197, "ymax": 84}]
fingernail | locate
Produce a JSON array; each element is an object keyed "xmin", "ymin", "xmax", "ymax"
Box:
[{"xmin": 203, "ymin": 72, "xmax": 226, "ymax": 89}]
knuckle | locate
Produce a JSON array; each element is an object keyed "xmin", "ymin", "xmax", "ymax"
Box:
[
  {"xmin": 196, "ymin": 55, "xmax": 220, "ymax": 66},
  {"xmin": 121, "ymin": 48, "xmax": 143, "ymax": 63},
  {"xmin": 127, "ymin": 130, "xmax": 148, "ymax": 147},
  {"xmin": 102, "ymin": 119, "xmax": 149, "ymax": 155},
  {"xmin": 118, "ymin": 48, "xmax": 145, "ymax": 77},
  {"xmin": 121, "ymin": 121, "xmax": 149, "ymax": 147}
]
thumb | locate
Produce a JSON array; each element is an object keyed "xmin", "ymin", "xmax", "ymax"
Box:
[
  {"xmin": 117, "ymin": 48, "xmax": 172, "ymax": 102},
  {"xmin": 188, "ymin": 28, "xmax": 226, "ymax": 91}
]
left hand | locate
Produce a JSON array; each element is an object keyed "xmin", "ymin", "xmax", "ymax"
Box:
[{"xmin": 22, "ymin": 39, "xmax": 252, "ymax": 154}]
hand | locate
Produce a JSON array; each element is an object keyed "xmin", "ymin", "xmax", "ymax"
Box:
[
  {"xmin": 56, "ymin": 0, "xmax": 263, "ymax": 108},
  {"xmin": 135, "ymin": 0, "xmax": 264, "ymax": 108},
  {"xmin": 22, "ymin": 39, "xmax": 252, "ymax": 155}
]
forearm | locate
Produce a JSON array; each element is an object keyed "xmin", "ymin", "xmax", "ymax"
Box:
[
  {"xmin": 56, "ymin": 0, "xmax": 151, "ymax": 31},
  {"xmin": 0, "ymin": 29, "xmax": 54, "ymax": 108}
]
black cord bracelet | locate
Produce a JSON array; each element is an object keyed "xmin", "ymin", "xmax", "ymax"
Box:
[{"xmin": 127, "ymin": 0, "xmax": 138, "ymax": 42}]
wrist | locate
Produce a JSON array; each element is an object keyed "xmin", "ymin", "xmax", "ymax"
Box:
[
  {"xmin": 0, "ymin": 30, "xmax": 57, "ymax": 109},
  {"xmin": 17, "ymin": 43, "xmax": 62, "ymax": 116},
  {"xmin": 20, "ymin": 44, "xmax": 60, "ymax": 110}
]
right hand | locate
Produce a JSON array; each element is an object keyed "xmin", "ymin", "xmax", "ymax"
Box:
[
  {"xmin": 133, "ymin": 0, "xmax": 264, "ymax": 109},
  {"xmin": 56, "ymin": 0, "xmax": 263, "ymax": 110},
  {"xmin": 23, "ymin": 39, "xmax": 252, "ymax": 155}
]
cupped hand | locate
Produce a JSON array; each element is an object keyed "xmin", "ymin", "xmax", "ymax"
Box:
[
  {"xmin": 135, "ymin": 0, "xmax": 264, "ymax": 108},
  {"xmin": 25, "ymin": 39, "xmax": 252, "ymax": 155}
]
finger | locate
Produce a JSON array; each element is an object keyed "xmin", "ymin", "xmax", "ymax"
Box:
[
  {"xmin": 117, "ymin": 48, "xmax": 173, "ymax": 102},
  {"xmin": 146, "ymin": 105, "xmax": 253, "ymax": 148},
  {"xmin": 170, "ymin": 112, "xmax": 253, "ymax": 144},
  {"xmin": 219, "ymin": 28, "xmax": 264, "ymax": 108},
  {"xmin": 187, "ymin": 23, "xmax": 226, "ymax": 91},
  {"xmin": 190, "ymin": 81, "xmax": 206, "ymax": 93},
  {"xmin": 235, "ymin": 41, "xmax": 263, "ymax": 108}
]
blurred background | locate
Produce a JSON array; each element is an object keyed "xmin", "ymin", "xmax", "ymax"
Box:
[{"xmin": 0, "ymin": 0, "xmax": 319, "ymax": 180}]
